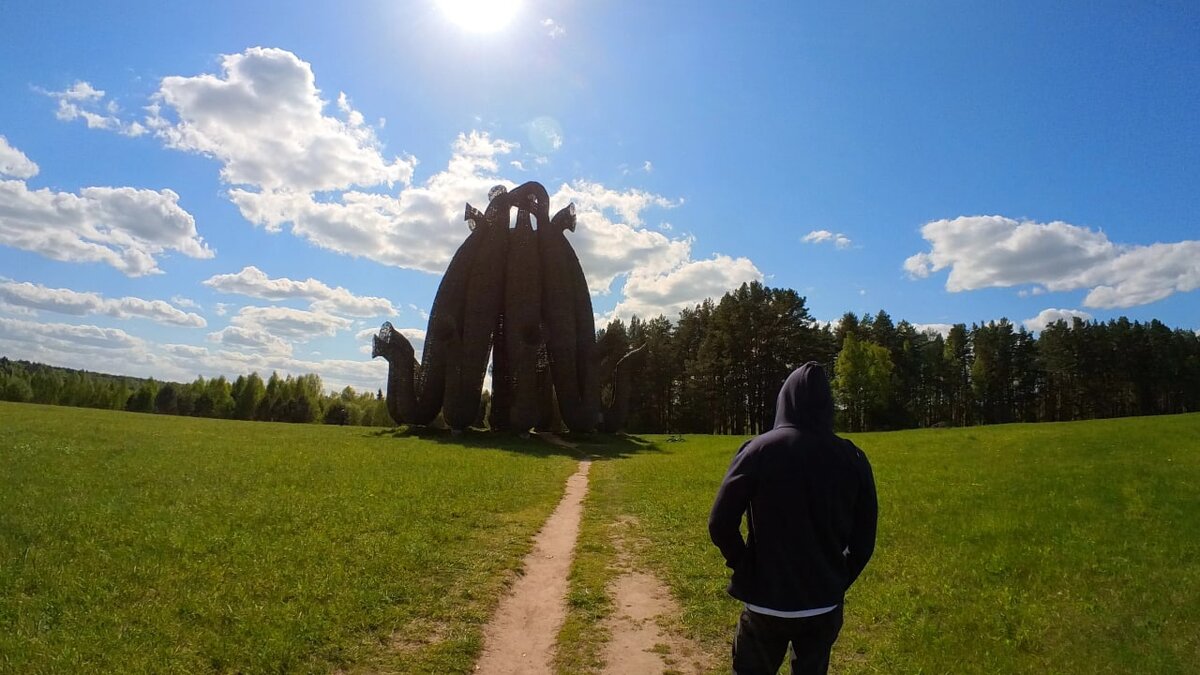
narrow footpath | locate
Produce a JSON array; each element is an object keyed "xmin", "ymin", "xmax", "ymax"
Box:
[
  {"xmin": 474, "ymin": 458, "xmax": 706, "ymax": 674},
  {"xmin": 475, "ymin": 461, "xmax": 591, "ymax": 674}
]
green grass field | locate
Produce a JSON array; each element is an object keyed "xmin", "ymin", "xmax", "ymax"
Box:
[
  {"xmin": 0, "ymin": 403, "xmax": 581, "ymax": 674},
  {"xmin": 3, "ymin": 402, "xmax": 1199, "ymax": 674},
  {"xmin": 569, "ymin": 415, "xmax": 1200, "ymax": 674}
]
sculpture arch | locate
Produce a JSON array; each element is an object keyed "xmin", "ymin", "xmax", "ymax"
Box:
[{"xmin": 372, "ymin": 181, "xmax": 640, "ymax": 433}]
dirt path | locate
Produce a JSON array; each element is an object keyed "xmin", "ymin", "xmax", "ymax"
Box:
[
  {"xmin": 474, "ymin": 460, "xmax": 707, "ymax": 674},
  {"xmin": 599, "ymin": 520, "xmax": 708, "ymax": 675},
  {"xmin": 475, "ymin": 461, "xmax": 591, "ymax": 674}
]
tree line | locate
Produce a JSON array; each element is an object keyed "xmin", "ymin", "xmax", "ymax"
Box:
[
  {"xmin": 3, "ymin": 280, "xmax": 1198, "ymax": 433},
  {"xmin": 0, "ymin": 359, "xmax": 392, "ymax": 427},
  {"xmin": 600, "ymin": 282, "xmax": 1200, "ymax": 433}
]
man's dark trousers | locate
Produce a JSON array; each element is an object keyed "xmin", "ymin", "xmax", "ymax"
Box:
[{"xmin": 732, "ymin": 606, "xmax": 843, "ymax": 675}]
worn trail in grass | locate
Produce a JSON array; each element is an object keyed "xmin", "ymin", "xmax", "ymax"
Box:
[
  {"xmin": 475, "ymin": 460, "xmax": 591, "ymax": 674},
  {"xmin": 475, "ymin": 436, "xmax": 702, "ymax": 675}
]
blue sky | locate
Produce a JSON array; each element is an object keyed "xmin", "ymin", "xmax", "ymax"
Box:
[{"xmin": 1, "ymin": 1, "xmax": 1197, "ymax": 391}]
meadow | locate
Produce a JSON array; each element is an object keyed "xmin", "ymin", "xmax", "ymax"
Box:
[
  {"xmin": 3, "ymin": 402, "xmax": 1199, "ymax": 674},
  {"xmin": 0, "ymin": 403, "xmax": 581, "ymax": 674},
  {"xmin": 566, "ymin": 414, "xmax": 1200, "ymax": 674}
]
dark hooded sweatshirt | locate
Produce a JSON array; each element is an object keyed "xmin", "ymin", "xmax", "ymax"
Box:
[{"xmin": 708, "ymin": 362, "xmax": 878, "ymax": 611}]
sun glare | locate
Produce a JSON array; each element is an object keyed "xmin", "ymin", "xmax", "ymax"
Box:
[{"xmin": 437, "ymin": 0, "xmax": 522, "ymax": 33}]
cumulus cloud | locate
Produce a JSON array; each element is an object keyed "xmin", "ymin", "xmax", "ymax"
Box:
[
  {"xmin": 121, "ymin": 47, "xmax": 708, "ymax": 302},
  {"xmin": 0, "ymin": 279, "xmax": 205, "ymax": 327},
  {"xmin": 1023, "ymin": 308, "xmax": 1094, "ymax": 333},
  {"xmin": 802, "ymin": 230, "xmax": 852, "ymax": 249},
  {"xmin": 202, "ymin": 266, "xmax": 396, "ymax": 317},
  {"xmin": 43, "ymin": 81, "xmax": 146, "ymax": 136},
  {"xmin": 551, "ymin": 180, "xmax": 688, "ymax": 292},
  {"xmin": 227, "ymin": 305, "xmax": 352, "ymax": 341},
  {"xmin": 607, "ymin": 254, "xmax": 763, "ymax": 322},
  {"xmin": 0, "ymin": 315, "xmax": 142, "ymax": 351},
  {"xmin": 225, "ymin": 132, "xmax": 693, "ymax": 292},
  {"xmin": 47, "ymin": 47, "xmax": 761, "ymax": 348},
  {"xmin": 542, "ymin": 18, "xmax": 565, "ymax": 38},
  {"xmin": 207, "ymin": 304, "xmax": 356, "ymax": 357},
  {"xmin": 147, "ymin": 47, "xmax": 415, "ymax": 192},
  {"xmin": 0, "ymin": 314, "xmax": 386, "ymax": 392},
  {"xmin": 207, "ymin": 325, "xmax": 293, "ymax": 356},
  {"xmin": 905, "ymin": 216, "xmax": 1200, "ymax": 309},
  {"xmin": 227, "ymin": 130, "xmax": 519, "ymax": 273},
  {"xmin": 0, "ymin": 177, "xmax": 213, "ymax": 275},
  {"xmin": 912, "ymin": 323, "xmax": 954, "ymax": 338},
  {"xmin": 0, "ymin": 136, "xmax": 39, "ymax": 179},
  {"xmin": 171, "ymin": 295, "xmax": 200, "ymax": 309}
]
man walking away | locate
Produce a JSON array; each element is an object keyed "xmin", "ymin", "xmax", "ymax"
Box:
[{"xmin": 709, "ymin": 362, "xmax": 878, "ymax": 674}]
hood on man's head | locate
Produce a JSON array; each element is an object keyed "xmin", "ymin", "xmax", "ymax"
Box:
[{"xmin": 774, "ymin": 362, "xmax": 834, "ymax": 432}]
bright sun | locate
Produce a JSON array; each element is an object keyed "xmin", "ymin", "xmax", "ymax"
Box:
[{"xmin": 437, "ymin": 0, "xmax": 522, "ymax": 33}]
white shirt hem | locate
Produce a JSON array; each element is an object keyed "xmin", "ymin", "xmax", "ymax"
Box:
[{"xmin": 744, "ymin": 602, "xmax": 838, "ymax": 618}]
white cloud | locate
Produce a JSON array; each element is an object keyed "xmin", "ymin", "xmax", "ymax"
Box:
[
  {"xmin": 643, "ymin": 160, "xmax": 653, "ymax": 173},
  {"xmin": 905, "ymin": 215, "xmax": 1200, "ymax": 309},
  {"xmin": 1023, "ymin": 308, "xmax": 1094, "ymax": 333},
  {"xmin": 171, "ymin": 295, "xmax": 200, "ymax": 309},
  {"xmin": 408, "ymin": 304, "xmax": 430, "ymax": 321},
  {"xmin": 607, "ymin": 254, "xmax": 763, "ymax": 322},
  {"xmin": 542, "ymin": 18, "xmax": 565, "ymax": 38},
  {"xmin": 163, "ymin": 343, "xmax": 209, "ymax": 359},
  {"xmin": 43, "ymin": 80, "xmax": 146, "ymax": 136},
  {"xmin": 202, "ymin": 266, "xmax": 396, "ymax": 317},
  {"xmin": 0, "ymin": 175, "xmax": 213, "ymax": 275},
  {"xmin": 551, "ymin": 180, "xmax": 689, "ymax": 293},
  {"xmin": 0, "ymin": 136, "xmax": 38, "ymax": 179},
  {"xmin": 0, "ymin": 315, "xmax": 142, "ymax": 351},
  {"xmin": 0, "ymin": 280, "xmax": 205, "ymax": 327},
  {"xmin": 227, "ymin": 130, "xmax": 517, "ymax": 273},
  {"xmin": 0, "ymin": 314, "xmax": 386, "ymax": 392},
  {"xmin": 526, "ymin": 116, "xmax": 563, "ymax": 153},
  {"xmin": 54, "ymin": 47, "xmax": 761, "ymax": 345},
  {"xmin": 228, "ymin": 305, "xmax": 352, "ymax": 340},
  {"xmin": 912, "ymin": 323, "xmax": 954, "ymax": 338},
  {"xmin": 397, "ymin": 326, "xmax": 426, "ymax": 345},
  {"xmin": 222, "ymin": 124, "xmax": 692, "ymax": 292},
  {"xmin": 148, "ymin": 47, "xmax": 415, "ymax": 193},
  {"xmin": 802, "ymin": 229, "xmax": 852, "ymax": 249},
  {"xmin": 208, "ymin": 325, "xmax": 293, "ymax": 356}
]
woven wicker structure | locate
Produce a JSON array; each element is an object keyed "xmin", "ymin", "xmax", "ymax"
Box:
[{"xmin": 373, "ymin": 181, "xmax": 641, "ymax": 433}]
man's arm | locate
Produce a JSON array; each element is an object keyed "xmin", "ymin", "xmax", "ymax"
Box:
[
  {"xmin": 708, "ymin": 441, "xmax": 755, "ymax": 569},
  {"xmin": 846, "ymin": 453, "xmax": 878, "ymax": 586}
]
